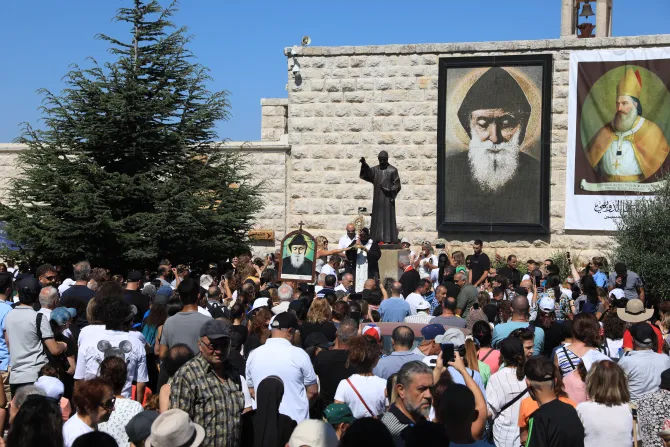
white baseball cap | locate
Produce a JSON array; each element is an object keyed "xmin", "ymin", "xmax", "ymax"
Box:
[
  {"xmin": 416, "ymin": 300, "xmax": 430, "ymax": 311},
  {"xmin": 435, "ymin": 328, "xmax": 465, "ymax": 347},
  {"xmin": 252, "ymin": 297, "xmax": 269, "ymax": 311},
  {"xmin": 609, "ymin": 289, "xmax": 625, "ymax": 300},
  {"xmin": 538, "ymin": 297, "xmax": 555, "ymax": 313}
]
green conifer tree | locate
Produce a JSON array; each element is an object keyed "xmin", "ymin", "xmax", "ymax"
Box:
[{"xmin": 0, "ymin": 0, "xmax": 262, "ymax": 270}]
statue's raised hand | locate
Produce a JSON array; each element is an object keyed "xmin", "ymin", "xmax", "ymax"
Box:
[{"xmin": 359, "ymin": 157, "xmax": 366, "ymax": 164}]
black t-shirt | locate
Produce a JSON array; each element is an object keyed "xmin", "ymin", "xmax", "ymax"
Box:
[
  {"xmin": 313, "ymin": 349, "xmax": 355, "ymax": 406},
  {"xmin": 527, "ymin": 399, "xmax": 584, "ymax": 447},
  {"xmin": 60, "ymin": 285, "xmax": 95, "ymax": 334},
  {"xmin": 124, "ymin": 290, "xmax": 150, "ymax": 325},
  {"xmin": 300, "ymin": 321, "xmax": 337, "ymax": 347},
  {"xmin": 497, "ymin": 266, "xmax": 521, "ymax": 288},
  {"xmin": 483, "ymin": 302, "xmax": 499, "ymax": 323},
  {"xmin": 467, "ymin": 252, "xmax": 491, "ymax": 285}
]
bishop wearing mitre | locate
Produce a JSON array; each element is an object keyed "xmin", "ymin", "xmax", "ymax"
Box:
[{"xmin": 585, "ymin": 67, "xmax": 670, "ymax": 183}]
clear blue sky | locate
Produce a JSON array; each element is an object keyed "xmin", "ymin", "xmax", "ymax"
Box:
[{"xmin": 1, "ymin": 0, "xmax": 667, "ymax": 142}]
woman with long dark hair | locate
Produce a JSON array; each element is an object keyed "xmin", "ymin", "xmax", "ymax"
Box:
[
  {"xmin": 7, "ymin": 395, "xmax": 64, "ymax": 447},
  {"xmin": 245, "ymin": 307, "xmax": 272, "ymax": 359},
  {"xmin": 241, "ymin": 376, "xmax": 297, "ymax": 447},
  {"xmin": 473, "ymin": 320, "xmax": 500, "ymax": 374},
  {"xmin": 485, "ymin": 337, "xmax": 527, "ymax": 447}
]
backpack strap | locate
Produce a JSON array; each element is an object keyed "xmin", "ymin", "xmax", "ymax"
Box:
[
  {"xmin": 562, "ymin": 345, "xmax": 577, "ymax": 370},
  {"xmin": 489, "ymin": 387, "xmax": 529, "ymax": 421}
]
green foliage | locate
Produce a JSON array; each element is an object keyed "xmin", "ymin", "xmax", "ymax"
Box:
[
  {"xmin": 614, "ymin": 176, "xmax": 670, "ymax": 301},
  {"xmin": 0, "ymin": 1, "xmax": 262, "ymax": 271},
  {"xmin": 548, "ymin": 250, "xmax": 573, "ymax": 283}
]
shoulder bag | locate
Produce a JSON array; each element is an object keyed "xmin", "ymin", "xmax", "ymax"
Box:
[{"xmin": 347, "ymin": 378, "xmax": 378, "ymax": 419}]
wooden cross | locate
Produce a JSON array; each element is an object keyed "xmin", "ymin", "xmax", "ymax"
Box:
[{"xmin": 613, "ymin": 160, "xmax": 621, "ymax": 170}]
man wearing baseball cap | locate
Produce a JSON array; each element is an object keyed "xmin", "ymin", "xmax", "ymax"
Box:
[
  {"xmin": 323, "ymin": 403, "xmax": 354, "ymax": 440},
  {"xmin": 169, "ymin": 319, "xmax": 246, "ymax": 447},
  {"xmin": 618, "ymin": 298, "xmax": 665, "ymax": 353},
  {"xmin": 618, "ymin": 323, "xmax": 670, "ymax": 399},
  {"xmin": 411, "ymin": 324, "xmax": 445, "ymax": 357},
  {"xmin": 246, "ymin": 312, "xmax": 318, "ymax": 423}
]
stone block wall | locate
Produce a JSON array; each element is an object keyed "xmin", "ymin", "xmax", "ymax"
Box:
[
  {"xmin": 261, "ymin": 98, "xmax": 288, "ymax": 142},
  {"xmin": 283, "ymin": 35, "xmax": 670, "ymax": 261}
]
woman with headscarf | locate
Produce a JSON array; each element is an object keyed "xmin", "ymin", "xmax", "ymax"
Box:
[{"xmin": 241, "ymin": 376, "xmax": 297, "ymax": 447}]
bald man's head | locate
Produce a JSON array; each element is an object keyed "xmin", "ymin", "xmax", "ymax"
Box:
[
  {"xmin": 520, "ymin": 279, "xmax": 532, "ymax": 289},
  {"xmin": 364, "ymin": 279, "xmax": 376, "ymax": 290},
  {"xmin": 512, "ymin": 295, "xmax": 529, "ymax": 315},
  {"xmin": 391, "ymin": 281, "xmax": 403, "ymax": 296}
]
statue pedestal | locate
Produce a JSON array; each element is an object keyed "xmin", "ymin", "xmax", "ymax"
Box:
[{"xmin": 378, "ymin": 248, "xmax": 410, "ymax": 281}]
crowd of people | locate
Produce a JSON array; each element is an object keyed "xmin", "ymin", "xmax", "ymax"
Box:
[{"xmin": 0, "ymin": 228, "xmax": 668, "ymax": 447}]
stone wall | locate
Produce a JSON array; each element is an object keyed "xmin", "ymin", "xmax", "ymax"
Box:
[{"xmin": 283, "ymin": 35, "xmax": 670, "ymax": 261}]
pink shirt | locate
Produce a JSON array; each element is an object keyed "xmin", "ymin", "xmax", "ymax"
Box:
[
  {"xmin": 563, "ymin": 370, "xmax": 587, "ymax": 405},
  {"xmin": 478, "ymin": 348, "xmax": 501, "ymax": 374}
]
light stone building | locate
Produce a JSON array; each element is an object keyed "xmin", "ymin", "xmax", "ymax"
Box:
[{"xmin": 2, "ymin": 5, "xmax": 669, "ymax": 262}]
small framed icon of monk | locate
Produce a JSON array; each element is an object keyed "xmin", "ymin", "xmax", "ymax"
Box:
[
  {"xmin": 278, "ymin": 229, "xmax": 317, "ymax": 282},
  {"xmin": 437, "ymin": 54, "xmax": 553, "ymax": 234}
]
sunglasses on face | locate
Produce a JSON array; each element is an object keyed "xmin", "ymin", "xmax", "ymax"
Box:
[
  {"xmin": 100, "ymin": 397, "xmax": 116, "ymax": 411},
  {"xmin": 199, "ymin": 339, "xmax": 230, "ymax": 352},
  {"xmin": 43, "ymin": 275, "xmax": 58, "ymax": 281}
]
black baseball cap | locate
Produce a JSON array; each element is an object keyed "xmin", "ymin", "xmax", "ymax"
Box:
[
  {"xmin": 199, "ymin": 319, "xmax": 232, "ymax": 340},
  {"xmin": 270, "ymin": 312, "xmax": 299, "ymax": 330},
  {"xmin": 125, "ymin": 410, "xmax": 159, "ymax": 443},
  {"xmin": 630, "ymin": 322, "xmax": 655, "ymax": 345}
]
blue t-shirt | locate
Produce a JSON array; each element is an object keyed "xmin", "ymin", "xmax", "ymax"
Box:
[
  {"xmin": 592, "ymin": 270, "xmax": 608, "ymax": 288},
  {"xmin": 0, "ymin": 301, "xmax": 12, "ymax": 370},
  {"xmin": 379, "ymin": 298, "xmax": 412, "ymax": 323},
  {"xmin": 491, "ymin": 321, "xmax": 545, "ymax": 355}
]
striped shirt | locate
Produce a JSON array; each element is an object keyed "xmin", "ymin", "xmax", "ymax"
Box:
[
  {"xmin": 403, "ymin": 314, "xmax": 434, "ymax": 325},
  {"xmin": 486, "ymin": 367, "xmax": 527, "ymax": 447},
  {"xmin": 555, "ymin": 345, "xmax": 581, "ymax": 376}
]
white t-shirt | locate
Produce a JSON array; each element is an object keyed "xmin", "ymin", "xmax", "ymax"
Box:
[
  {"xmin": 78, "ymin": 324, "xmax": 105, "ymax": 348},
  {"xmin": 430, "ymin": 268, "xmax": 441, "ymax": 290},
  {"xmin": 577, "ymin": 401, "xmax": 633, "ymax": 447},
  {"xmin": 418, "ymin": 255, "xmax": 438, "ymax": 278},
  {"xmin": 246, "ymin": 338, "xmax": 317, "ymax": 423},
  {"xmin": 334, "ymin": 374, "xmax": 386, "ymax": 418},
  {"xmin": 63, "ymin": 414, "xmax": 93, "ymax": 447},
  {"xmin": 198, "ymin": 306, "xmax": 212, "ymax": 317},
  {"xmin": 339, "ymin": 234, "xmax": 355, "ymax": 249},
  {"xmin": 405, "ymin": 292, "xmax": 424, "ymax": 315},
  {"xmin": 320, "ymin": 264, "xmax": 337, "ymax": 277},
  {"xmin": 606, "ymin": 338, "xmax": 624, "ymax": 358},
  {"xmin": 74, "ymin": 329, "xmax": 149, "ymax": 398}
]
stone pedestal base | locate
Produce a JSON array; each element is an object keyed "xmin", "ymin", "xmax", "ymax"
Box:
[{"xmin": 378, "ymin": 249, "xmax": 410, "ymax": 281}]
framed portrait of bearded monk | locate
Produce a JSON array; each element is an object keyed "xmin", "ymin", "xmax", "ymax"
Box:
[
  {"xmin": 565, "ymin": 48, "xmax": 670, "ymax": 231},
  {"xmin": 278, "ymin": 229, "xmax": 317, "ymax": 282},
  {"xmin": 437, "ymin": 55, "xmax": 552, "ymax": 234}
]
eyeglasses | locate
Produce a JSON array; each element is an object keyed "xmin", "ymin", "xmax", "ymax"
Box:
[
  {"xmin": 100, "ymin": 397, "xmax": 116, "ymax": 411},
  {"xmin": 199, "ymin": 339, "xmax": 230, "ymax": 352},
  {"xmin": 43, "ymin": 275, "xmax": 58, "ymax": 281}
]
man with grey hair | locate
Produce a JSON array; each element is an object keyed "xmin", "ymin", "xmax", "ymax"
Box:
[
  {"xmin": 618, "ymin": 322, "xmax": 670, "ymax": 399},
  {"xmin": 335, "ymin": 272, "xmax": 354, "ymax": 293},
  {"xmin": 61, "ymin": 261, "xmax": 95, "ymax": 338},
  {"xmin": 9, "ymin": 385, "xmax": 45, "ymax": 425},
  {"xmin": 315, "ymin": 318, "xmax": 358, "ymax": 408},
  {"xmin": 381, "ymin": 361, "xmax": 435, "ymax": 447},
  {"xmin": 272, "ymin": 284, "xmax": 294, "ymax": 315},
  {"xmin": 37, "ymin": 286, "xmax": 59, "ymax": 319}
]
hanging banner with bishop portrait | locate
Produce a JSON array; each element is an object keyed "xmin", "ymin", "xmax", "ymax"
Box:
[{"xmin": 565, "ymin": 48, "xmax": 670, "ymax": 230}]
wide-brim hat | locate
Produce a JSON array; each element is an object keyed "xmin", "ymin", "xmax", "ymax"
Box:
[
  {"xmin": 146, "ymin": 409, "xmax": 205, "ymax": 447},
  {"xmin": 617, "ymin": 299, "xmax": 654, "ymax": 323}
]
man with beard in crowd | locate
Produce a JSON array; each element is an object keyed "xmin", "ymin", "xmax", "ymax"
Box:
[
  {"xmin": 381, "ymin": 361, "xmax": 435, "ymax": 447},
  {"xmin": 585, "ymin": 67, "xmax": 670, "ymax": 184},
  {"xmin": 444, "ymin": 66, "xmax": 539, "ymax": 224},
  {"xmin": 281, "ymin": 233, "xmax": 314, "ymax": 277}
]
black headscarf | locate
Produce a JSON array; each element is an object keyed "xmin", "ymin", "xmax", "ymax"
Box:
[{"xmin": 254, "ymin": 376, "xmax": 284, "ymax": 447}]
